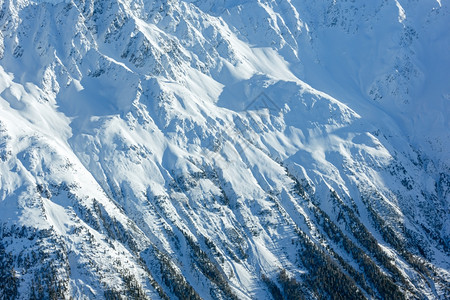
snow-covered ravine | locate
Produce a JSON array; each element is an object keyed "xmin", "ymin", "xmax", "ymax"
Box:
[{"xmin": 0, "ymin": 0, "xmax": 449, "ymax": 299}]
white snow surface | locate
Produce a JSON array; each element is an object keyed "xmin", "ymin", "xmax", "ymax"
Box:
[{"xmin": 0, "ymin": 0, "xmax": 449, "ymax": 299}]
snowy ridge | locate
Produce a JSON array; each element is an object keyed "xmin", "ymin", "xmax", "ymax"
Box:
[{"xmin": 0, "ymin": 0, "xmax": 449, "ymax": 299}]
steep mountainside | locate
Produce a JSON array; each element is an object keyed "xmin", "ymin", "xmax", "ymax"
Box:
[{"xmin": 0, "ymin": 0, "xmax": 449, "ymax": 299}]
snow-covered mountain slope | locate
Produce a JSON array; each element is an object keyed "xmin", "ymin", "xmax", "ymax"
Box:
[{"xmin": 0, "ymin": 0, "xmax": 449, "ymax": 299}]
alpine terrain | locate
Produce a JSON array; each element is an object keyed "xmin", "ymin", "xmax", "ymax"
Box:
[{"xmin": 0, "ymin": 0, "xmax": 449, "ymax": 299}]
